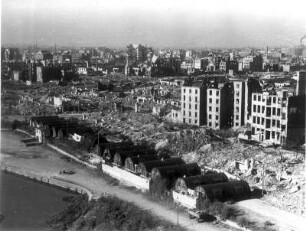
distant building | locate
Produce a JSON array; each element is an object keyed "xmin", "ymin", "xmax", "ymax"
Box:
[
  {"xmin": 25, "ymin": 62, "xmax": 37, "ymax": 82},
  {"xmin": 36, "ymin": 66, "xmax": 43, "ymax": 83},
  {"xmin": 242, "ymin": 56, "xmax": 253, "ymax": 70},
  {"xmin": 206, "ymin": 61, "xmax": 216, "ymax": 72},
  {"xmin": 194, "ymin": 58, "xmax": 206, "ymax": 71},
  {"xmin": 2, "ymin": 48, "xmax": 21, "ymax": 62},
  {"xmin": 282, "ymin": 64, "xmax": 290, "ymax": 72},
  {"xmin": 71, "ymin": 52, "xmax": 82, "ymax": 64},
  {"xmin": 12, "ymin": 70, "xmax": 20, "ymax": 81},
  {"xmin": 219, "ymin": 61, "xmax": 227, "ymax": 72},
  {"xmin": 171, "ymin": 107, "xmax": 182, "ymax": 123},
  {"xmin": 185, "ymin": 50, "xmax": 195, "ymax": 59},
  {"xmin": 42, "ymin": 66, "xmax": 62, "ymax": 82},
  {"xmin": 53, "ymin": 53, "xmax": 63, "ymax": 65},
  {"xmin": 127, "ymin": 44, "xmax": 147, "ymax": 65},
  {"xmin": 250, "ymin": 55, "xmax": 263, "ymax": 72},
  {"xmin": 238, "ymin": 61, "xmax": 243, "ymax": 71},
  {"xmin": 152, "ymin": 56, "xmax": 181, "ymax": 77},
  {"xmin": 34, "ymin": 51, "xmax": 44, "ymax": 61},
  {"xmin": 113, "ymin": 56, "xmax": 127, "ymax": 74},
  {"xmin": 181, "ymin": 58, "xmax": 194, "ymax": 75},
  {"xmin": 227, "ymin": 60, "xmax": 238, "ymax": 74},
  {"xmin": 54, "ymin": 96, "xmax": 63, "ymax": 108},
  {"xmin": 77, "ymin": 67, "xmax": 87, "ymax": 75}
]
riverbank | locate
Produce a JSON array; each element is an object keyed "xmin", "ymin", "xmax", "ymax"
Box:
[
  {"xmin": 1, "ymin": 165, "xmax": 185, "ymax": 231},
  {"xmin": 1, "ymin": 165, "xmax": 94, "ymax": 201}
]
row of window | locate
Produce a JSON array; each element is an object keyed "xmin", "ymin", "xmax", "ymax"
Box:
[
  {"xmin": 183, "ymin": 95, "xmax": 198, "ymax": 102},
  {"xmin": 251, "ymin": 127, "xmax": 281, "ymax": 140},
  {"xmin": 183, "ymin": 110, "xmax": 198, "ymax": 117},
  {"xmin": 183, "ymin": 103, "xmax": 198, "ymax": 110},
  {"xmin": 209, "ymin": 90, "xmax": 220, "ymax": 96},
  {"xmin": 184, "ymin": 93, "xmax": 222, "ymax": 102},
  {"xmin": 269, "ymin": 131, "xmax": 280, "ymax": 140},
  {"xmin": 208, "ymin": 106, "xmax": 219, "ymax": 112},
  {"xmin": 183, "ymin": 88, "xmax": 198, "ymax": 94},
  {"xmin": 208, "ymin": 122, "xmax": 219, "ymax": 128},
  {"xmin": 208, "ymin": 114, "xmax": 219, "ymax": 120},
  {"xmin": 208, "ymin": 98, "xmax": 219, "ymax": 104},
  {"xmin": 184, "ymin": 89, "xmax": 222, "ymax": 97},
  {"xmin": 253, "ymin": 94, "xmax": 279, "ymax": 104},
  {"xmin": 183, "ymin": 118, "xmax": 198, "ymax": 124},
  {"xmin": 252, "ymin": 116, "xmax": 281, "ymax": 128},
  {"xmin": 253, "ymin": 105, "xmax": 281, "ymax": 116}
]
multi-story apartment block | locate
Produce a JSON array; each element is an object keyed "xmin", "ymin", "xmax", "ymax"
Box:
[
  {"xmin": 246, "ymin": 78, "xmax": 262, "ymax": 123},
  {"xmin": 250, "ymin": 55, "xmax": 263, "ymax": 72},
  {"xmin": 287, "ymin": 95, "xmax": 305, "ymax": 146},
  {"xmin": 250, "ymin": 91, "xmax": 289, "ymax": 145},
  {"xmin": 207, "ymin": 82, "xmax": 233, "ymax": 129},
  {"xmin": 232, "ymin": 80, "xmax": 247, "ymax": 128},
  {"xmin": 207, "ymin": 84, "xmax": 221, "ymax": 129},
  {"xmin": 181, "ymin": 84, "xmax": 206, "ymax": 126},
  {"xmin": 296, "ymin": 71, "xmax": 306, "ymax": 96}
]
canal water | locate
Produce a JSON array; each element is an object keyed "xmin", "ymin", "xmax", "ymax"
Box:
[{"xmin": 0, "ymin": 172, "xmax": 74, "ymax": 231}]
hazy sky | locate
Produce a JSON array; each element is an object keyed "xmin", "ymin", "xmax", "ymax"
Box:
[{"xmin": 1, "ymin": 0, "xmax": 306, "ymax": 48}]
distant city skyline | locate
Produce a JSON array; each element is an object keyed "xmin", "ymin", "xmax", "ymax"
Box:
[{"xmin": 2, "ymin": 0, "xmax": 306, "ymax": 49}]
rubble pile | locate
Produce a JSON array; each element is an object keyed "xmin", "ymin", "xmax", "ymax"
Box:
[
  {"xmin": 255, "ymin": 150, "xmax": 305, "ymax": 215},
  {"xmin": 18, "ymin": 101, "xmax": 56, "ymax": 116},
  {"xmin": 170, "ymin": 134, "xmax": 305, "ymax": 215},
  {"xmin": 85, "ymin": 111, "xmax": 163, "ymax": 142},
  {"xmin": 163, "ymin": 128, "xmax": 211, "ymax": 156},
  {"xmin": 229, "ymin": 146, "xmax": 305, "ymax": 215},
  {"xmin": 180, "ymin": 138, "xmax": 249, "ymax": 168}
]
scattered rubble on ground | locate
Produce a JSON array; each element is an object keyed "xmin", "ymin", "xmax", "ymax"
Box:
[{"xmin": 2, "ymin": 79, "xmax": 305, "ymax": 217}]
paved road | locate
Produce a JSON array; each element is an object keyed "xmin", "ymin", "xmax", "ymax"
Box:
[
  {"xmin": 1, "ymin": 131, "xmax": 228, "ymax": 231},
  {"xmin": 237, "ymin": 199, "xmax": 306, "ymax": 231}
]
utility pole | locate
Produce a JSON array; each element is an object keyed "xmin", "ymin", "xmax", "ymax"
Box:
[
  {"xmin": 66, "ymin": 120, "xmax": 68, "ymax": 136},
  {"xmin": 177, "ymin": 203, "xmax": 179, "ymax": 226},
  {"xmin": 262, "ymin": 157, "xmax": 265, "ymax": 197},
  {"xmin": 260, "ymin": 147, "xmax": 267, "ymax": 197},
  {"xmin": 98, "ymin": 131, "xmax": 100, "ymax": 156}
]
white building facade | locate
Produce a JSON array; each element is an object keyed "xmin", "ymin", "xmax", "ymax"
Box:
[
  {"xmin": 181, "ymin": 85, "xmax": 203, "ymax": 126},
  {"xmin": 207, "ymin": 87, "xmax": 221, "ymax": 129},
  {"xmin": 250, "ymin": 91, "xmax": 288, "ymax": 145}
]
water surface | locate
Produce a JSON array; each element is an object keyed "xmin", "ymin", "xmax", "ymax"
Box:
[{"xmin": 0, "ymin": 172, "xmax": 74, "ymax": 231}]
